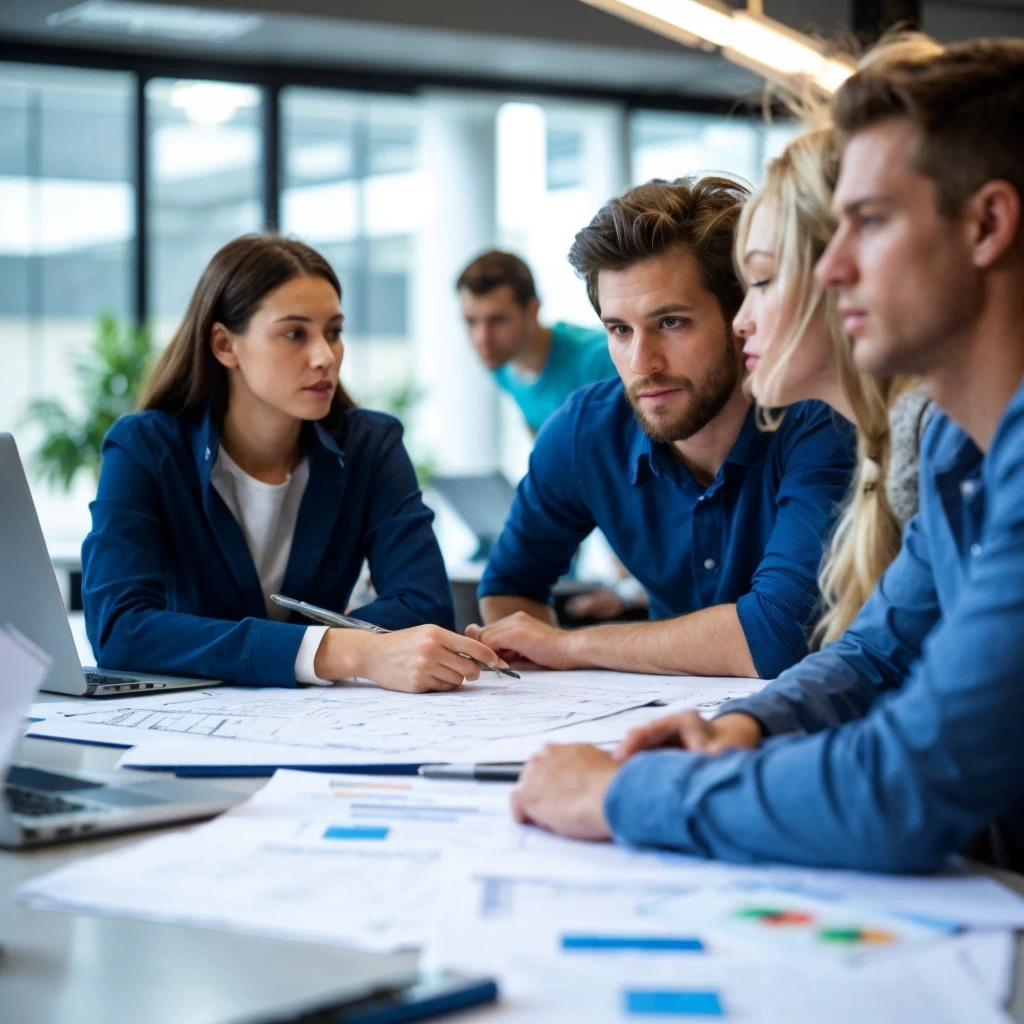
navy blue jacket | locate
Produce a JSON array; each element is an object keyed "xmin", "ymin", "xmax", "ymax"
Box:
[{"xmin": 82, "ymin": 403, "xmax": 454, "ymax": 687}]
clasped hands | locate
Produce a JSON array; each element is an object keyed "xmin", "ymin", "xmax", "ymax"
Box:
[
  {"xmin": 508, "ymin": 708, "xmax": 763, "ymax": 842},
  {"xmin": 464, "ymin": 611, "xmax": 762, "ymax": 841}
]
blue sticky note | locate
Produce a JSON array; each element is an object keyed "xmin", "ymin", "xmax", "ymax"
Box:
[
  {"xmin": 322, "ymin": 826, "xmax": 389, "ymax": 840},
  {"xmin": 624, "ymin": 990, "xmax": 724, "ymax": 1016},
  {"xmin": 562, "ymin": 935, "xmax": 703, "ymax": 952}
]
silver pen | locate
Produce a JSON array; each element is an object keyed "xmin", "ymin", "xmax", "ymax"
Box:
[
  {"xmin": 418, "ymin": 763, "xmax": 523, "ymax": 781},
  {"xmin": 270, "ymin": 594, "xmax": 520, "ymax": 680}
]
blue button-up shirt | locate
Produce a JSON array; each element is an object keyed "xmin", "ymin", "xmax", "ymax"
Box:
[
  {"xmin": 479, "ymin": 379, "xmax": 855, "ymax": 678},
  {"xmin": 82, "ymin": 403, "xmax": 454, "ymax": 687},
  {"xmin": 605, "ymin": 381, "xmax": 1024, "ymax": 873}
]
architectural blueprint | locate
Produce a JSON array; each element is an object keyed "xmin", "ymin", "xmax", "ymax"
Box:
[{"xmin": 27, "ymin": 670, "xmax": 676, "ymax": 756}]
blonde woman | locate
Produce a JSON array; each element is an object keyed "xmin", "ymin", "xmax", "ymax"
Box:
[
  {"xmin": 613, "ymin": 35, "xmax": 943, "ymax": 757},
  {"xmin": 732, "ymin": 125, "xmax": 932, "ymax": 649}
]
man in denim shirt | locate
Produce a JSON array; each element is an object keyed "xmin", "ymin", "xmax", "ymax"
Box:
[{"xmin": 510, "ymin": 40, "xmax": 1024, "ymax": 873}]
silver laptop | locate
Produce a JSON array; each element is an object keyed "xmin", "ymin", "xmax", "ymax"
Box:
[
  {"xmin": 0, "ymin": 433, "xmax": 220, "ymax": 697},
  {"xmin": 0, "ymin": 625, "xmax": 241, "ymax": 849}
]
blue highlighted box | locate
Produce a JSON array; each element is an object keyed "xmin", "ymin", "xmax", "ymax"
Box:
[
  {"xmin": 322, "ymin": 826, "xmax": 390, "ymax": 840},
  {"xmin": 562, "ymin": 935, "xmax": 704, "ymax": 952},
  {"xmin": 625, "ymin": 990, "xmax": 724, "ymax": 1017}
]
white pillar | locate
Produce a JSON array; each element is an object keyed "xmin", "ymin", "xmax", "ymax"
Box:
[
  {"xmin": 583, "ymin": 104, "xmax": 630, "ymax": 200},
  {"xmin": 413, "ymin": 92, "xmax": 501, "ymax": 475}
]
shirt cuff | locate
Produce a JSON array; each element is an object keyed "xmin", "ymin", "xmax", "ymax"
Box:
[
  {"xmin": 604, "ymin": 747, "xmax": 749, "ymax": 855},
  {"xmin": 294, "ymin": 626, "xmax": 332, "ymax": 685}
]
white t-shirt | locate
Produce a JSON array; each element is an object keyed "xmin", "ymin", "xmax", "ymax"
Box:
[{"xmin": 210, "ymin": 448, "xmax": 331, "ymax": 685}]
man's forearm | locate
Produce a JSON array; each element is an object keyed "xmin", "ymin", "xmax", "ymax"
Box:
[
  {"xmin": 564, "ymin": 603, "xmax": 758, "ymax": 677},
  {"xmin": 479, "ymin": 594, "xmax": 557, "ymax": 626}
]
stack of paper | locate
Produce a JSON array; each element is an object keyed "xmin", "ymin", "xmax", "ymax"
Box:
[
  {"xmin": 421, "ymin": 852, "xmax": 1020, "ymax": 1023},
  {"xmin": 17, "ymin": 771, "xmax": 524, "ymax": 951},
  {"xmin": 25, "ymin": 672, "xmax": 767, "ymax": 772},
  {"xmin": 18, "ymin": 770, "xmax": 1024, "ymax": 997}
]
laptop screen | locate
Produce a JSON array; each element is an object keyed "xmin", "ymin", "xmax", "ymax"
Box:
[{"xmin": 0, "ymin": 625, "xmax": 52, "ymax": 776}]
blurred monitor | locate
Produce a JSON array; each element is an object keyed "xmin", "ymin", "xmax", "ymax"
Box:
[{"xmin": 430, "ymin": 472, "xmax": 517, "ymax": 561}]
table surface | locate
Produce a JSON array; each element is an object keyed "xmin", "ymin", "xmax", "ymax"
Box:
[
  {"xmin": 0, "ymin": 736, "xmax": 419, "ymax": 1024},
  {"xmin": 8, "ymin": 696, "xmax": 1024, "ymax": 1022}
]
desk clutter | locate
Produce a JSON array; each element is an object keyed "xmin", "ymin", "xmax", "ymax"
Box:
[{"xmin": 18, "ymin": 672, "xmax": 1024, "ymax": 1023}]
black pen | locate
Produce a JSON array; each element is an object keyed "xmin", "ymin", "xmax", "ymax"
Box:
[{"xmin": 418, "ymin": 763, "xmax": 524, "ymax": 782}]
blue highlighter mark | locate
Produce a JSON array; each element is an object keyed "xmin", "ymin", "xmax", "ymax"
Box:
[
  {"xmin": 322, "ymin": 826, "xmax": 389, "ymax": 840},
  {"xmin": 625, "ymin": 990, "xmax": 724, "ymax": 1017},
  {"xmin": 563, "ymin": 935, "xmax": 703, "ymax": 952}
]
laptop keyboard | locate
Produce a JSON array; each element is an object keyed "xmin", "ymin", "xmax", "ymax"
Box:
[{"xmin": 6, "ymin": 784, "xmax": 86, "ymax": 817}]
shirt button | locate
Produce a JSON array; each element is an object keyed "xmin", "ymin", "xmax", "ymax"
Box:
[
  {"xmin": 703, "ymin": 558, "xmax": 716, "ymax": 570},
  {"xmin": 960, "ymin": 480, "xmax": 976, "ymax": 497},
  {"xmin": 971, "ymin": 543, "xmax": 982, "ymax": 557}
]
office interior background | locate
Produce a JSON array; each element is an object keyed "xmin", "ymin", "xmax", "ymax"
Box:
[{"xmin": 1, "ymin": 0, "xmax": 1020, "ymax": 566}]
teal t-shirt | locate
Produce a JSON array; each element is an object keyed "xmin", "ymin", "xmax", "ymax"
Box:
[{"xmin": 492, "ymin": 321, "xmax": 616, "ymax": 432}]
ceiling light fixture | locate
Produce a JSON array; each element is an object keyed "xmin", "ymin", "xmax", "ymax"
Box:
[
  {"xmin": 47, "ymin": 1, "xmax": 263, "ymax": 43},
  {"xmin": 581, "ymin": 0, "xmax": 855, "ymax": 95}
]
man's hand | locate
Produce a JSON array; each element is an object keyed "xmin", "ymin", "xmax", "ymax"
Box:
[
  {"xmin": 510, "ymin": 743, "xmax": 618, "ymax": 841},
  {"xmin": 466, "ymin": 612, "xmax": 583, "ymax": 670},
  {"xmin": 615, "ymin": 710, "xmax": 763, "ymax": 761}
]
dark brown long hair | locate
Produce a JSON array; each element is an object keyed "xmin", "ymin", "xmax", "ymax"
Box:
[{"xmin": 137, "ymin": 234, "xmax": 356, "ymax": 422}]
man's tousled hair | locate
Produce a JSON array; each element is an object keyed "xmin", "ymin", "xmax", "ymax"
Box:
[
  {"xmin": 456, "ymin": 250, "xmax": 537, "ymax": 306},
  {"xmin": 567, "ymin": 176, "xmax": 749, "ymax": 321},
  {"xmin": 833, "ymin": 38, "xmax": 1024, "ymax": 218}
]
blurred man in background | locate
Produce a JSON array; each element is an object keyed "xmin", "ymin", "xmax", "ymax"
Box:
[{"xmin": 457, "ymin": 250, "xmax": 645, "ymax": 620}]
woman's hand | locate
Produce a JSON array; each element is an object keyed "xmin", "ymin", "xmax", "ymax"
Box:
[{"xmin": 315, "ymin": 625, "xmax": 508, "ymax": 693}]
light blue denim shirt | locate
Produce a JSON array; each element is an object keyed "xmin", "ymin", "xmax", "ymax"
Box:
[{"xmin": 605, "ymin": 377, "xmax": 1024, "ymax": 873}]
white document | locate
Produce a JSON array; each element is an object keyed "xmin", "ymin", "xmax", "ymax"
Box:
[
  {"xmin": 454, "ymin": 678, "xmax": 768, "ymax": 764},
  {"xmin": 0, "ymin": 623, "xmax": 53, "ymax": 767},
  {"xmin": 955, "ymin": 930, "xmax": 1017, "ymax": 1005},
  {"xmin": 113, "ymin": 675, "xmax": 767, "ymax": 770},
  {"xmin": 478, "ymin": 834, "xmax": 1024, "ymax": 932},
  {"xmin": 16, "ymin": 771, "xmax": 522, "ymax": 952},
  {"xmin": 422, "ymin": 853, "xmax": 1015, "ymax": 1024},
  {"xmin": 26, "ymin": 670, "xmax": 677, "ymax": 764}
]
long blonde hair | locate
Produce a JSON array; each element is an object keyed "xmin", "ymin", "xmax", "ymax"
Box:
[
  {"xmin": 736, "ymin": 130, "xmax": 903, "ymax": 647},
  {"xmin": 735, "ymin": 32, "xmax": 943, "ymax": 648}
]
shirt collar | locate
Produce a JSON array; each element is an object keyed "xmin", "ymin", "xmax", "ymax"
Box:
[
  {"xmin": 724, "ymin": 404, "xmax": 771, "ymax": 468},
  {"xmin": 190, "ymin": 402, "xmax": 346, "ymax": 491},
  {"xmin": 629, "ymin": 402, "xmax": 767, "ymax": 484}
]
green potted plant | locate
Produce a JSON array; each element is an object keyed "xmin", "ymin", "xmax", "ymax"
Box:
[{"xmin": 22, "ymin": 313, "xmax": 153, "ymax": 490}]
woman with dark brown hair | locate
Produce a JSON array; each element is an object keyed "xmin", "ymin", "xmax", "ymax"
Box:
[{"xmin": 82, "ymin": 234, "xmax": 504, "ymax": 691}]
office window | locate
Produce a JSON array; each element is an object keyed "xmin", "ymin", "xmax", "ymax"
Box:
[
  {"xmin": 547, "ymin": 125, "xmax": 585, "ymax": 191},
  {"xmin": 495, "ymin": 100, "xmax": 626, "ymax": 481},
  {"xmin": 147, "ymin": 78, "xmax": 264, "ymax": 342},
  {"xmin": 281, "ymin": 88, "xmax": 422, "ymax": 401},
  {"xmin": 0, "ymin": 62, "xmax": 134, "ymax": 539},
  {"xmin": 631, "ymin": 109, "xmax": 766, "ymax": 189}
]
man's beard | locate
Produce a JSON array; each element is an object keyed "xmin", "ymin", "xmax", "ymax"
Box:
[{"xmin": 626, "ymin": 340, "xmax": 740, "ymax": 444}]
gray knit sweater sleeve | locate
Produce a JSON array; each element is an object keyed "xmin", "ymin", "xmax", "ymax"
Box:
[{"xmin": 885, "ymin": 384, "xmax": 935, "ymax": 527}]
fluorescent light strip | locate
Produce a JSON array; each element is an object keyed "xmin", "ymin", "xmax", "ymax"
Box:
[
  {"xmin": 729, "ymin": 13, "xmax": 853, "ymax": 92},
  {"xmin": 580, "ymin": 0, "xmax": 855, "ymax": 94},
  {"xmin": 47, "ymin": 1, "xmax": 263, "ymax": 43}
]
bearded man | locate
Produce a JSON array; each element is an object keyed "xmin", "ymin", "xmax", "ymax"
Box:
[{"xmin": 469, "ymin": 176, "xmax": 854, "ymax": 679}]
